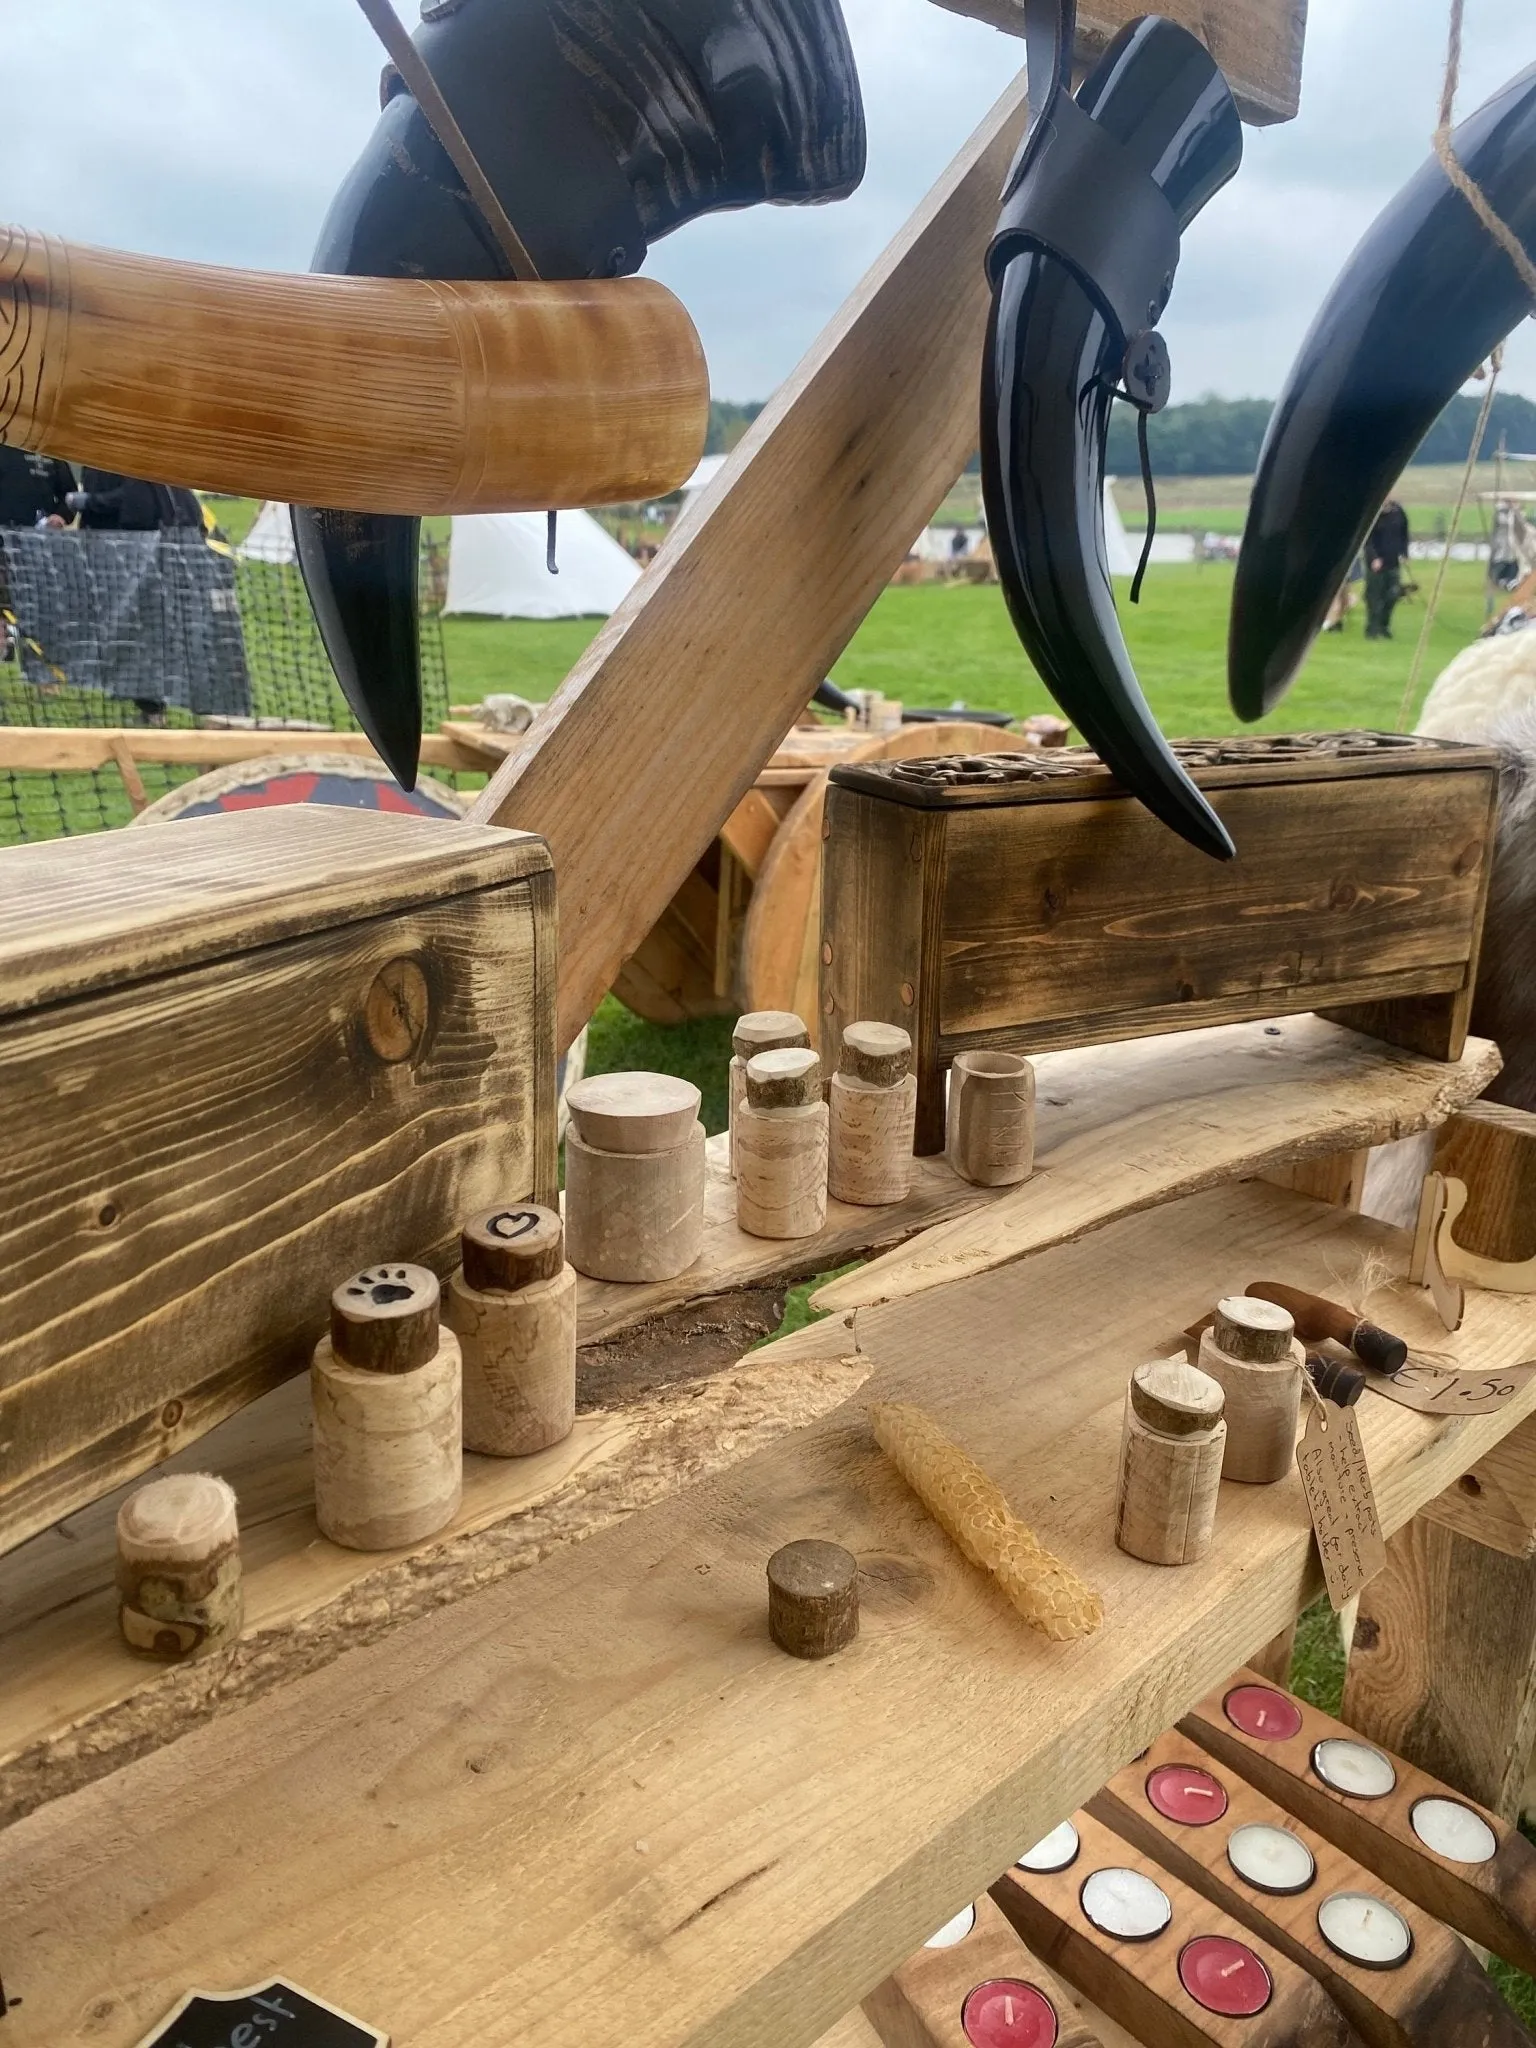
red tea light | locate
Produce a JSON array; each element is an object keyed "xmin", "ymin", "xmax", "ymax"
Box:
[
  {"xmin": 961, "ymin": 1978, "xmax": 1059, "ymax": 2048},
  {"xmin": 1146, "ymin": 1763, "xmax": 1229, "ymax": 1826},
  {"xmin": 1178, "ymin": 1935, "xmax": 1274, "ymax": 2017},
  {"xmin": 1223, "ymin": 1684, "xmax": 1303, "ymax": 1742}
]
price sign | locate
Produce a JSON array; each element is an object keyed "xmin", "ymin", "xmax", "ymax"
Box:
[
  {"xmin": 1368, "ymin": 1358, "xmax": 1536, "ymax": 1416},
  {"xmin": 1296, "ymin": 1399, "xmax": 1386, "ymax": 1611},
  {"xmin": 135, "ymin": 1981, "xmax": 387, "ymax": 2048}
]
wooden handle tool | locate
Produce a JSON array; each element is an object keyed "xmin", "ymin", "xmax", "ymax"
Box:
[{"xmin": 1248, "ymin": 1282, "xmax": 1407, "ymax": 1376}]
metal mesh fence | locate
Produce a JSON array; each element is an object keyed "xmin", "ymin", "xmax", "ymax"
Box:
[{"xmin": 0, "ymin": 528, "xmax": 453, "ymax": 842}]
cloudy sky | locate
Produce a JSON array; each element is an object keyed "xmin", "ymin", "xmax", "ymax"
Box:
[{"xmin": 4, "ymin": 0, "xmax": 1532, "ymax": 404}]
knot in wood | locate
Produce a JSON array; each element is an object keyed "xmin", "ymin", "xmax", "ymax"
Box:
[
  {"xmin": 331, "ymin": 1262, "xmax": 440, "ymax": 1373},
  {"xmin": 840, "ymin": 1019, "xmax": 911, "ymax": 1087},
  {"xmin": 745, "ymin": 1046, "xmax": 821, "ymax": 1109},
  {"xmin": 732, "ymin": 1010, "xmax": 810, "ymax": 1060},
  {"xmin": 363, "ymin": 956, "xmax": 431, "ymax": 1064},
  {"xmin": 1213, "ymin": 1295, "xmax": 1296, "ymax": 1363},
  {"xmin": 767, "ymin": 1539, "xmax": 859, "ymax": 1660},
  {"xmin": 461, "ymin": 1203, "xmax": 564, "ymax": 1292},
  {"xmin": 1130, "ymin": 1358, "xmax": 1224, "ymax": 1437}
]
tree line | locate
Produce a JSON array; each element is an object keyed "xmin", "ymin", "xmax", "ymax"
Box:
[{"xmin": 1103, "ymin": 389, "xmax": 1536, "ymax": 477}]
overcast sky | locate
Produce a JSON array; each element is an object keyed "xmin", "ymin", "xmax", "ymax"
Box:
[{"xmin": 4, "ymin": 0, "xmax": 1532, "ymax": 404}]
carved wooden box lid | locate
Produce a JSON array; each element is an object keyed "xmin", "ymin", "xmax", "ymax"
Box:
[{"xmin": 827, "ymin": 730, "xmax": 1496, "ymax": 811}]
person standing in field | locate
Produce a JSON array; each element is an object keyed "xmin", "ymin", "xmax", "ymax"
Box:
[{"xmin": 1364, "ymin": 498, "xmax": 1411, "ymax": 640}]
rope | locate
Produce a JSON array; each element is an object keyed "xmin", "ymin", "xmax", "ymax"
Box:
[{"xmin": 1432, "ymin": 0, "xmax": 1536, "ymax": 300}]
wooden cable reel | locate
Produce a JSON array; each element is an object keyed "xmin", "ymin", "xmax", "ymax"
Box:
[{"xmin": 0, "ymin": 226, "xmax": 708, "ymax": 514}]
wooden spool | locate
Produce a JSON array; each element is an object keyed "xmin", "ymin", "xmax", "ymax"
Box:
[
  {"xmin": 311, "ymin": 1263, "xmax": 462, "ymax": 1551},
  {"xmin": 1116, "ymin": 1359, "xmax": 1227, "ymax": 1567},
  {"xmin": 945, "ymin": 1049, "xmax": 1036, "ymax": 1188},
  {"xmin": 1199, "ymin": 1297, "xmax": 1304, "ymax": 1486},
  {"xmin": 767, "ymin": 1539, "xmax": 859, "ymax": 1659},
  {"xmin": 829, "ymin": 1022, "xmax": 917, "ymax": 1207},
  {"xmin": 564, "ymin": 1073, "xmax": 705, "ymax": 1283},
  {"xmin": 116, "ymin": 1473, "xmax": 242, "ymax": 1661},
  {"xmin": 0, "ymin": 223, "xmax": 707, "ymax": 514},
  {"xmin": 736, "ymin": 1050, "xmax": 828, "ymax": 1241},
  {"xmin": 728, "ymin": 1011, "xmax": 811, "ymax": 1176},
  {"xmin": 446, "ymin": 1205, "xmax": 577, "ymax": 1459}
]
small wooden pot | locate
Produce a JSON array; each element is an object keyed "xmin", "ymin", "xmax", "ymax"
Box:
[
  {"xmin": 1116, "ymin": 1359, "xmax": 1227, "ymax": 1567},
  {"xmin": 446, "ymin": 1204, "xmax": 577, "ymax": 1457},
  {"xmin": 946, "ymin": 1049, "xmax": 1036, "ymax": 1187},
  {"xmin": 736, "ymin": 1049, "xmax": 828, "ymax": 1239},
  {"xmin": 1198, "ymin": 1295, "xmax": 1304, "ymax": 1485},
  {"xmin": 829, "ymin": 1020, "xmax": 918, "ymax": 1207},
  {"xmin": 565, "ymin": 1073, "xmax": 706, "ymax": 1282},
  {"xmin": 116, "ymin": 1473, "xmax": 243, "ymax": 1660},
  {"xmin": 728, "ymin": 1010, "xmax": 809, "ymax": 1176}
]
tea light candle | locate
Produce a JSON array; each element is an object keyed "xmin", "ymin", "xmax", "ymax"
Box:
[
  {"xmin": 961, "ymin": 1979, "xmax": 1059, "ymax": 2048},
  {"xmin": 1317, "ymin": 1891, "xmax": 1413, "ymax": 1968},
  {"xmin": 1410, "ymin": 1796, "xmax": 1498, "ymax": 1865},
  {"xmin": 926, "ymin": 1902, "xmax": 978, "ymax": 1948},
  {"xmin": 1223, "ymin": 1683, "xmax": 1303, "ymax": 1742},
  {"xmin": 1226, "ymin": 1822, "xmax": 1317, "ymax": 1895},
  {"xmin": 1312, "ymin": 1738, "xmax": 1397, "ymax": 1799},
  {"xmin": 1178, "ymin": 1935, "xmax": 1274, "ymax": 2017},
  {"xmin": 1080, "ymin": 1866, "xmax": 1173, "ymax": 1941},
  {"xmin": 1146, "ymin": 1763, "xmax": 1229, "ymax": 1826},
  {"xmin": 1016, "ymin": 1820, "xmax": 1080, "ymax": 1874}
]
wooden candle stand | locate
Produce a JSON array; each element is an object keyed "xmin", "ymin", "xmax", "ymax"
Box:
[
  {"xmin": 819, "ymin": 736, "xmax": 1497, "ymax": 1153},
  {"xmin": 864, "ymin": 1894, "xmax": 1103, "ymax": 2048}
]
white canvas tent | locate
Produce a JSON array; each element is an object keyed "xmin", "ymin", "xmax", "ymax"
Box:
[
  {"xmin": 904, "ymin": 480, "xmax": 1136, "ymax": 575},
  {"xmin": 236, "ymin": 503, "xmax": 641, "ymax": 619}
]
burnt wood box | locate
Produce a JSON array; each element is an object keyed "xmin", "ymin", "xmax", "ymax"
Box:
[
  {"xmin": 820, "ymin": 732, "xmax": 1498, "ymax": 1154},
  {"xmin": 0, "ymin": 806, "xmax": 556, "ymax": 1555}
]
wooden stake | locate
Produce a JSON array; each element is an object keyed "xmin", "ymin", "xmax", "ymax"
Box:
[
  {"xmin": 446, "ymin": 1205, "xmax": 577, "ymax": 1458},
  {"xmin": 767, "ymin": 1539, "xmax": 859, "ymax": 1659},
  {"xmin": 116, "ymin": 1474, "xmax": 242, "ymax": 1661},
  {"xmin": 1198, "ymin": 1298, "xmax": 1303, "ymax": 1485},
  {"xmin": 1116, "ymin": 1360, "xmax": 1226, "ymax": 1567},
  {"xmin": 312, "ymin": 1263, "xmax": 462, "ymax": 1550},
  {"xmin": 565, "ymin": 1075, "xmax": 706, "ymax": 1282},
  {"xmin": 945, "ymin": 1049, "xmax": 1035, "ymax": 1188},
  {"xmin": 736, "ymin": 1050, "xmax": 829, "ymax": 1241},
  {"xmin": 729, "ymin": 1011, "xmax": 810, "ymax": 1176},
  {"xmin": 830, "ymin": 1022, "xmax": 918, "ymax": 1207}
]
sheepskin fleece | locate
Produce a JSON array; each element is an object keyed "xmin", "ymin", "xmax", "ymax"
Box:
[{"xmin": 1418, "ymin": 628, "xmax": 1536, "ymax": 738}]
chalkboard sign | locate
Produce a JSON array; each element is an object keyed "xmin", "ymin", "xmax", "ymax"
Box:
[{"xmin": 135, "ymin": 1981, "xmax": 387, "ymax": 2048}]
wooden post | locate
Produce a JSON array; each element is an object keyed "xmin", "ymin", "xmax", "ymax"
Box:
[
  {"xmin": 828, "ymin": 1023, "xmax": 918, "ymax": 1207},
  {"xmin": 445, "ymin": 1205, "xmax": 577, "ymax": 1458},
  {"xmin": 1115, "ymin": 1360, "xmax": 1226, "ymax": 1567},
  {"xmin": 311, "ymin": 1263, "xmax": 462, "ymax": 1551},
  {"xmin": 116, "ymin": 1473, "xmax": 242, "ymax": 1660},
  {"xmin": 735, "ymin": 1050, "xmax": 829, "ymax": 1240},
  {"xmin": 945, "ymin": 1050, "xmax": 1035, "ymax": 1188},
  {"xmin": 564, "ymin": 1074, "xmax": 706, "ymax": 1282},
  {"xmin": 1196, "ymin": 1298, "xmax": 1303, "ymax": 1485}
]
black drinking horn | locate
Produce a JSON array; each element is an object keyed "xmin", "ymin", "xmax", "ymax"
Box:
[
  {"xmin": 296, "ymin": 0, "xmax": 866, "ymax": 787},
  {"xmin": 1231, "ymin": 64, "xmax": 1536, "ymax": 721},
  {"xmin": 982, "ymin": 4, "xmax": 1242, "ymax": 859}
]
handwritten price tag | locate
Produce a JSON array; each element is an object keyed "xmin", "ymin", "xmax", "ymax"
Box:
[
  {"xmin": 1296, "ymin": 1400, "xmax": 1386, "ymax": 1612},
  {"xmin": 1368, "ymin": 1358, "xmax": 1536, "ymax": 1416}
]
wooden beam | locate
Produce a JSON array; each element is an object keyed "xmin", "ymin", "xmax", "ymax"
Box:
[
  {"xmin": 925, "ymin": 0, "xmax": 1307, "ymax": 125},
  {"xmin": 0, "ymin": 726, "xmax": 486, "ymax": 774},
  {"xmin": 8, "ymin": 1184, "xmax": 1536, "ymax": 2048},
  {"xmin": 468, "ymin": 75, "xmax": 1031, "ymax": 1051},
  {"xmin": 1421, "ymin": 1413, "xmax": 1536, "ymax": 1560}
]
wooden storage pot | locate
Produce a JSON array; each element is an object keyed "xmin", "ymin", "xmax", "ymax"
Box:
[
  {"xmin": 446, "ymin": 1205, "xmax": 577, "ymax": 1457},
  {"xmin": 820, "ymin": 733, "xmax": 1498, "ymax": 1152},
  {"xmin": 0, "ymin": 806, "xmax": 555, "ymax": 1557},
  {"xmin": 564, "ymin": 1074, "xmax": 706, "ymax": 1283}
]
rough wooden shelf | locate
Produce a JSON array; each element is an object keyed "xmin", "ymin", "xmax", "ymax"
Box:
[
  {"xmin": 811, "ymin": 1017, "xmax": 1498, "ymax": 1318},
  {"xmin": 8, "ymin": 1183, "xmax": 1535, "ymax": 2048}
]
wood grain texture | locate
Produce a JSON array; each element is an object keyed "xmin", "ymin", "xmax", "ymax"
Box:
[
  {"xmin": 992, "ymin": 1810, "xmax": 1358, "ymax": 2048},
  {"xmin": 1432, "ymin": 1104, "xmax": 1536, "ymax": 1262},
  {"xmin": 0, "ymin": 812, "xmax": 555, "ymax": 1555},
  {"xmin": 469, "ymin": 77, "xmax": 1033, "ymax": 1051},
  {"xmin": 924, "ymin": 0, "xmax": 1307, "ymax": 123},
  {"xmin": 864, "ymin": 1894, "xmax": 1104, "ymax": 2048},
  {"xmin": 1184, "ymin": 1668, "xmax": 1536, "ymax": 1977},
  {"xmin": 1420, "ymin": 1415, "xmax": 1536, "ymax": 1559},
  {"xmin": 1093, "ymin": 1729, "xmax": 1527, "ymax": 2048},
  {"xmin": 0, "ymin": 226, "xmax": 706, "ymax": 513},
  {"xmin": 812, "ymin": 1019, "xmax": 1499, "ymax": 1316},
  {"xmin": 1342, "ymin": 1516, "xmax": 1536, "ymax": 1822},
  {"xmin": 0, "ymin": 727, "xmax": 491, "ymax": 773},
  {"xmin": 8, "ymin": 1184, "xmax": 1536, "ymax": 2048}
]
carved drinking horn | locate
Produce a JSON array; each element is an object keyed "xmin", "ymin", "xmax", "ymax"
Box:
[
  {"xmin": 982, "ymin": 1, "xmax": 1242, "ymax": 859},
  {"xmin": 1230, "ymin": 62, "xmax": 1536, "ymax": 720},
  {"xmin": 0, "ymin": 225, "xmax": 706, "ymax": 518},
  {"xmin": 296, "ymin": 0, "xmax": 867, "ymax": 786}
]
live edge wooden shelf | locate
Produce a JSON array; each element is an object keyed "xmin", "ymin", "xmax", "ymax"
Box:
[{"xmin": 7, "ymin": 1181, "xmax": 1536, "ymax": 2048}]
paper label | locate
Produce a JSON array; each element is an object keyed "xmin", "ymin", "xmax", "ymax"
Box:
[
  {"xmin": 1368, "ymin": 1358, "xmax": 1536, "ymax": 1416},
  {"xmin": 1296, "ymin": 1401, "xmax": 1387, "ymax": 1611},
  {"xmin": 134, "ymin": 1980, "xmax": 387, "ymax": 2048}
]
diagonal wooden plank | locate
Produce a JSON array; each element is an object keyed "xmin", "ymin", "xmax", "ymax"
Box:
[{"xmin": 468, "ymin": 75, "xmax": 1030, "ymax": 1050}]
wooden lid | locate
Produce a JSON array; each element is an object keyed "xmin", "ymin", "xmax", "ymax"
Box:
[
  {"xmin": 330, "ymin": 1263, "xmax": 440, "ymax": 1373},
  {"xmin": 840, "ymin": 1020, "xmax": 911, "ymax": 1086},
  {"xmin": 117, "ymin": 1474, "xmax": 239, "ymax": 1563},
  {"xmin": 0, "ymin": 807, "xmax": 550, "ymax": 1019},
  {"xmin": 1130, "ymin": 1359, "xmax": 1225, "ymax": 1436},
  {"xmin": 1213, "ymin": 1295, "xmax": 1295, "ymax": 1364},
  {"xmin": 565, "ymin": 1071, "xmax": 701, "ymax": 1154},
  {"xmin": 733, "ymin": 1010, "xmax": 810, "ymax": 1060},
  {"xmin": 746, "ymin": 1047, "xmax": 821, "ymax": 1109},
  {"xmin": 461, "ymin": 1204, "xmax": 564, "ymax": 1291}
]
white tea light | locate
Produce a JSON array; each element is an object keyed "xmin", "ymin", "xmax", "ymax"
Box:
[
  {"xmin": 1017, "ymin": 1820, "xmax": 1081, "ymax": 1873},
  {"xmin": 1410, "ymin": 1797, "xmax": 1497, "ymax": 1866},
  {"xmin": 1317, "ymin": 1891, "xmax": 1413, "ymax": 1969},
  {"xmin": 925, "ymin": 1902, "xmax": 977, "ymax": 1948},
  {"xmin": 1226, "ymin": 1822, "xmax": 1316, "ymax": 1896},
  {"xmin": 1080, "ymin": 1866, "xmax": 1173, "ymax": 1942},
  {"xmin": 1312, "ymin": 1738, "xmax": 1397, "ymax": 1799}
]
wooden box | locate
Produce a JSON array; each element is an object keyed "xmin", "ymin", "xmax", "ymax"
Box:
[
  {"xmin": 821, "ymin": 732, "xmax": 1498, "ymax": 1153},
  {"xmin": 0, "ymin": 807, "xmax": 556, "ymax": 1556}
]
